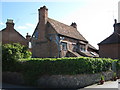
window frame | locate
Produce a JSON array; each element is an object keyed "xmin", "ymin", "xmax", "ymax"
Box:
[{"xmin": 61, "ymin": 42, "xmax": 67, "ymax": 51}]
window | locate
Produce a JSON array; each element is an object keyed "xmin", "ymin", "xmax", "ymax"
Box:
[
  {"xmin": 72, "ymin": 44, "xmax": 77, "ymax": 52},
  {"xmin": 80, "ymin": 45, "xmax": 86, "ymax": 52},
  {"xmin": 33, "ymin": 31, "xmax": 38, "ymax": 39},
  {"xmin": 60, "ymin": 36, "xmax": 64, "ymax": 40},
  {"xmin": 61, "ymin": 42, "xmax": 67, "ymax": 51}
]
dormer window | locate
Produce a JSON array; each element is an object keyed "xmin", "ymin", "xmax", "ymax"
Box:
[
  {"xmin": 72, "ymin": 43, "xmax": 77, "ymax": 52},
  {"xmin": 61, "ymin": 42, "xmax": 67, "ymax": 51},
  {"xmin": 80, "ymin": 44, "xmax": 86, "ymax": 52}
]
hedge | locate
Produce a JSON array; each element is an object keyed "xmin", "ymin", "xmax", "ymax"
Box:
[
  {"xmin": 3, "ymin": 57, "xmax": 117, "ymax": 86},
  {"xmin": 3, "ymin": 57, "xmax": 114, "ymax": 75}
]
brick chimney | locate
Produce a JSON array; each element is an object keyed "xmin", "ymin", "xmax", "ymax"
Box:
[
  {"xmin": 6, "ymin": 19, "xmax": 14, "ymax": 29},
  {"xmin": 37, "ymin": 6, "xmax": 48, "ymax": 41},
  {"xmin": 113, "ymin": 19, "xmax": 120, "ymax": 34},
  {"xmin": 38, "ymin": 6, "xmax": 48, "ymax": 25},
  {"xmin": 26, "ymin": 33, "xmax": 31, "ymax": 48},
  {"xmin": 26, "ymin": 33, "xmax": 31, "ymax": 42},
  {"xmin": 71, "ymin": 22, "xmax": 77, "ymax": 28}
]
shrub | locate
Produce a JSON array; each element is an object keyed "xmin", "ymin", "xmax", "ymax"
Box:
[{"xmin": 2, "ymin": 43, "xmax": 32, "ymax": 70}]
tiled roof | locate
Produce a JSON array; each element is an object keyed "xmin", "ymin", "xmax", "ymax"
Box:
[
  {"xmin": 98, "ymin": 32, "xmax": 120, "ymax": 45},
  {"xmin": 67, "ymin": 50, "xmax": 82, "ymax": 57},
  {"xmin": 88, "ymin": 43, "xmax": 97, "ymax": 50},
  {"xmin": 48, "ymin": 18, "xmax": 87, "ymax": 42}
]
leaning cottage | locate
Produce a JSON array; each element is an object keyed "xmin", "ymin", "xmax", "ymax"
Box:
[{"xmin": 31, "ymin": 6, "xmax": 98, "ymax": 58}]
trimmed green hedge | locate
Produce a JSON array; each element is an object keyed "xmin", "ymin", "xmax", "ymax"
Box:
[
  {"xmin": 3, "ymin": 57, "xmax": 117, "ymax": 86},
  {"xmin": 3, "ymin": 57, "xmax": 114, "ymax": 74}
]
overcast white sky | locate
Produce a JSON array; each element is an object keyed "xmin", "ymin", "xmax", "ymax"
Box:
[
  {"xmin": 60, "ymin": 0, "xmax": 119, "ymax": 49},
  {"xmin": 0, "ymin": 0, "xmax": 120, "ymax": 49}
]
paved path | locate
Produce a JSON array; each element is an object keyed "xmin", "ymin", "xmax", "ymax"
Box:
[{"xmin": 82, "ymin": 79, "xmax": 120, "ymax": 90}]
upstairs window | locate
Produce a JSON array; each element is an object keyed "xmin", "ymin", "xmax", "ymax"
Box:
[
  {"xmin": 80, "ymin": 45, "xmax": 86, "ymax": 52},
  {"xmin": 33, "ymin": 31, "xmax": 38, "ymax": 39},
  {"xmin": 61, "ymin": 42, "xmax": 67, "ymax": 51},
  {"xmin": 60, "ymin": 36, "xmax": 64, "ymax": 40},
  {"xmin": 72, "ymin": 44, "xmax": 77, "ymax": 52}
]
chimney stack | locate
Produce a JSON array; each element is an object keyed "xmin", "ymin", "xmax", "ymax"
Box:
[
  {"xmin": 6, "ymin": 19, "xmax": 14, "ymax": 29},
  {"xmin": 38, "ymin": 6, "xmax": 48, "ymax": 24},
  {"xmin": 71, "ymin": 22, "xmax": 77, "ymax": 28},
  {"xmin": 26, "ymin": 33, "xmax": 31, "ymax": 42},
  {"xmin": 113, "ymin": 19, "xmax": 120, "ymax": 34}
]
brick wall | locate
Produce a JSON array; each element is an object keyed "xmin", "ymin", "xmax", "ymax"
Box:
[
  {"xmin": 2, "ymin": 30, "xmax": 27, "ymax": 46},
  {"xmin": 99, "ymin": 44, "xmax": 120, "ymax": 59}
]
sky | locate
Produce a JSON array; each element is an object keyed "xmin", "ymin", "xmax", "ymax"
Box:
[{"xmin": 0, "ymin": 0, "xmax": 120, "ymax": 49}]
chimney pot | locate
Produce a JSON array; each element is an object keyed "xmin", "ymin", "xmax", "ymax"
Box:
[
  {"xmin": 6, "ymin": 19, "xmax": 14, "ymax": 29},
  {"xmin": 71, "ymin": 22, "xmax": 77, "ymax": 28},
  {"xmin": 26, "ymin": 33, "xmax": 31, "ymax": 42},
  {"xmin": 114, "ymin": 19, "xmax": 117, "ymax": 24}
]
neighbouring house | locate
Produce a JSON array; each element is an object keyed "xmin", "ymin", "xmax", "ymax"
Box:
[
  {"xmin": 0, "ymin": 19, "xmax": 31, "ymax": 47},
  {"xmin": 31, "ymin": 6, "xmax": 99, "ymax": 58},
  {"xmin": 98, "ymin": 19, "xmax": 120, "ymax": 59}
]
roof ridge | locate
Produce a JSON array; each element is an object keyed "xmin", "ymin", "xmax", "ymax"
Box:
[
  {"xmin": 14, "ymin": 29, "xmax": 27, "ymax": 41},
  {"xmin": 99, "ymin": 32, "xmax": 120, "ymax": 45}
]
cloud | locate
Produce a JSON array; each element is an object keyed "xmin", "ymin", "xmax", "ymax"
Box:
[
  {"xmin": 16, "ymin": 26, "xmax": 27, "ymax": 29},
  {"xmin": 16, "ymin": 23, "xmax": 36, "ymax": 30},
  {"xmin": 15, "ymin": 23, "xmax": 36, "ymax": 37},
  {"xmin": 0, "ymin": 22, "xmax": 5, "ymax": 26},
  {"xmin": 26, "ymin": 23, "xmax": 35, "ymax": 28}
]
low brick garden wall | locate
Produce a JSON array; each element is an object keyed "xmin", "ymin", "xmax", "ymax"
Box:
[{"xmin": 3, "ymin": 71, "xmax": 114, "ymax": 88}]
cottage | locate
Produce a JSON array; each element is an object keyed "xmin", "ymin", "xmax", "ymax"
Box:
[
  {"xmin": 31, "ymin": 6, "xmax": 98, "ymax": 58},
  {"xmin": 98, "ymin": 19, "xmax": 120, "ymax": 59},
  {"xmin": 1, "ymin": 19, "xmax": 31, "ymax": 47}
]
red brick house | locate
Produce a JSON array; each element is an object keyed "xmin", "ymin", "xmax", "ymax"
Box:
[
  {"xmin": 0, "ymin": 19, "xmax": 31, "ymax": 47},
  {"xmin": 98, "ymin": 19, "xmax": 120, "ymax": 59},
  {"xmin": 31, "ymin": 6, "xmax": 99, "ymax": 58}
]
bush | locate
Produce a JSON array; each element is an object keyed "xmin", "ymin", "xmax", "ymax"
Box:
[{"xmin": 2, "ymin": 43, "xmax": 31, "ymax": 65}]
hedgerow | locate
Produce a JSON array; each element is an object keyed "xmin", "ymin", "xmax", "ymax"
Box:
[
  {"xmin": 3, "ymin": 57, "xmax": 118, "ymax": 86},
  {"xmin": 3, "ymin": 57, "xmax": 114, "ymax": 74}
]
